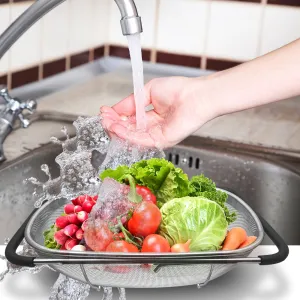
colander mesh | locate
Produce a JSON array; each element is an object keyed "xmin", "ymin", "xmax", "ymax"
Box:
[{"xmin": 25, "ymin": 190, "xmax": 263, "ymax": 288}]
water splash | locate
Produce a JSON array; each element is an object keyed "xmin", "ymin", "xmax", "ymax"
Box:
[
  {"xmin": 0, "ymin": 240, "xmax": 49, "ymax": 282},
  {"xmin": 41, "ymin": 164, "xmax": 52, "ymax": 180},
  {"xmin": 102, "ymin": 287, "xmax": 113, "ymax": 300},
  {"xmin": 49, "ymin": 274, "xmax": 90, "ymax": 300}
]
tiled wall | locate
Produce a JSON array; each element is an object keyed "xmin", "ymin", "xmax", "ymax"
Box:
[{"xmin": 0, "ymin": 0, "xmax": 299, "ymax": 89}]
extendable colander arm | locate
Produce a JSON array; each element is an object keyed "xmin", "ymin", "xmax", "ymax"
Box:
[{"xmin": 0, "ymin": 0, "xmax": 143, "ymax": 61}]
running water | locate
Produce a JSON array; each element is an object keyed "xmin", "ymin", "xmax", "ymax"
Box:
[{"xmin": 127, "ymin": 34, "xmax": 147, "ymax": 131}]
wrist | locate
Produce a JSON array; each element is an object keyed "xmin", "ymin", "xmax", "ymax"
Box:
[{"xmin": 181, "ymin": 75, "xmax": 224, "ymax": 125}]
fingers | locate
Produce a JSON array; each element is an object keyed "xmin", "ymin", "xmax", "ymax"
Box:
[{"xmin": 111, "ymin": 80, "xmax": 154, "ymax": 116}]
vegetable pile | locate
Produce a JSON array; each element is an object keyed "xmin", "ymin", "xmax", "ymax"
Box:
[{"xmin": 43, "ymin": 158, "xmax": 257, "ymax": 254}]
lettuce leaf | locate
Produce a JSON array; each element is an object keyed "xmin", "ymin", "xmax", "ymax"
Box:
[
  {"xmin": 43, "ymin": 225, "xmax": 60, "ymax": 249},
  {"xmin": 100, "ymin": 158, "xmax": 190, "ymax": 208},
  {"xmin": 188, "ymin": 175, "xmax": 236, "ymax": 224}
]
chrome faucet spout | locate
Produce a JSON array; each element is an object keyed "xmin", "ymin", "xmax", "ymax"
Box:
[{"xmin": 114, "ymin": 0, "xmax": 143, "ymax": 35}]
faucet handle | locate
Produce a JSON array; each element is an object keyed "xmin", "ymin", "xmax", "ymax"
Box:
[
  {"xmin": 0, "ymin": 85, "xmax": 11, "ymax": 103},
  {"xmin": 18, "ymin": 113, "xmax": 30, "ymax": 128},
  {"xmin": 18, "ymin": 99, "xmax": 37, "ymax": 127},
  {"xmin": 21, "ymin": 99, "xmax": 37, "ymax": 114}
]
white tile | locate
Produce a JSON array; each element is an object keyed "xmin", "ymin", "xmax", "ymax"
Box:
[
  {"xmin": 0, "ymin": 4, "xmax": 10, "ymax": 75},
  {"xmin": 69, "ymin": 0, "xmax": 98, "ymax": 54},
  {"xmin": 41, "ymin": 2, "xmax": 69, "ymax": 62},
  {"xmin": 206, "ymin": 1, "xmax": 262, "ymax": 61},
  {"xmin": 93, "ymin": 0, "xmax": 110, "ymax": 47},
  {"xmin": 109, "ymin": 0, "xmax": 157, "ymax": 48},
  {"xmin": 260, "ymin": 5, "xmax": 300, "ymax": 55},
  {"xmin": 10, "ymin": 2, "xmax": 42, "ymax": 71},
  {"xmin": 156, "ymin": 0, "xmax": 209, "ymax": 55}
]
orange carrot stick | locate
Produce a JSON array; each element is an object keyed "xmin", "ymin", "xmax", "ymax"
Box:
[
  {"xmin": 222, "ymin": 227, "xmax": 247, "ymax": 251},
  {"xmin": 239, "ymin": 236, "xmax": 257, "ymax": 249}
]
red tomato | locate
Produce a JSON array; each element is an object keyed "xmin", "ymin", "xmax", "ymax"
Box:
[
  {"xmin": 84, "ymin": 222, "xmax": 113, "ymax": 251},
  {"xmin": 141, "ymin": 234, "xmax": 170, "ymax": 253},
  {"xmin": 128, "ymin": 201, "xmax": 161, "ymax": 238},
  {"xmin": 136, "ymin": 185, "xmax": 157, "ymax": 205},
  {"xmin": 106, "ymin": 241, "xmax": 139, "ymax": 252}
]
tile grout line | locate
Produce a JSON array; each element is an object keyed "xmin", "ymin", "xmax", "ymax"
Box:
[
  {"xmin": 7, "ymin": 0, "xmax": 13, "ymax": 90},
  {"xmin": 150, "ymin": 0, "xmax": 161, "ymax": 64},
  {"xmin": 201, "ymin": 0, "xmax": 212, "ymax": 70},
  {"xmin": 89, "ymin": 48, "xmax": 94, "ymax": 62},
  {"xmin": 256, "ymin": 0, "xmax": 267, "ymax": 58}
]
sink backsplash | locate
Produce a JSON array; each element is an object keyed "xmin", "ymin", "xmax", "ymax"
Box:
[{"xmin": 0, "ymin": 0, "xmax": 299, "ymax": 90}]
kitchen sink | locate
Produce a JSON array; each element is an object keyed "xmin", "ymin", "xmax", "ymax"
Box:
[{"xmin": 1, "ymin": 119, "xmax": 300, "ymax": 245}]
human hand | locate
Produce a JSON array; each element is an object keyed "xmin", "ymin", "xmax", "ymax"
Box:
[{"xmin": 100, "ymin": 76, "xmax": 217, "ymax": 149}]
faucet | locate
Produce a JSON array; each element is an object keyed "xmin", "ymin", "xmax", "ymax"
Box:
[
  {"xmin": 0, "ymin": 86, "xmax": 37, "ymax": 163},
  {"xmin": 0, "ymin": 0, "xmax": 143, "ymax": 163}
]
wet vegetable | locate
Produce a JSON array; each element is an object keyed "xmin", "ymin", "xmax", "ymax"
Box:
[{"xmin": 159, "ymin": 196, "xmax": 228, "ymax": 251}]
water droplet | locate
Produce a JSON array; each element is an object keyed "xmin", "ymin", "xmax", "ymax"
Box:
[
  {"xmin": 4, "ymin": 238, "xmax": 9, "ymax": 244},
  {"xmin": 41, "ymin": 164, "xmax": 52, "ymax": 180},
  {"xmin": 50, "ymin": 136, "xmax": 62, "ymax": 144},
  {"xmin": 61, "ymin": 126, "xmax": 69, "ymax": 140}
]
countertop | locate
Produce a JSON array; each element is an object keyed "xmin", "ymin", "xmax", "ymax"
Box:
[
  {"xmin": 3, "ymin": 61, "xmax": 300, "ymax": 163},
  {"xmin": 0, "ymin": 246, "xmax": 298, "ymax": 300}
]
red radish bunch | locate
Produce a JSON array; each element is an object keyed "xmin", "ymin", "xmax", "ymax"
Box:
[{"xmin": 52, "ymin": 194, "xmax": 98, "ymax": 251}]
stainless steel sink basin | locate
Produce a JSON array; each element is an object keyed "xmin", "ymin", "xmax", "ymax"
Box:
[{"xmin": 1, "ymin": 126, "xmax": 300, "ymax": 245}]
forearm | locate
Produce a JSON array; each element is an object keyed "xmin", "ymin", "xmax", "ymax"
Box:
[{"xmin": 201, "ymin": 39, "xmax": 300, "ymax": 118}]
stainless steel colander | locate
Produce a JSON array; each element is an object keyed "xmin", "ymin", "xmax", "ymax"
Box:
[{"xmin": 5, "ymin": 189, "xmax": 289, "ymax": 289}]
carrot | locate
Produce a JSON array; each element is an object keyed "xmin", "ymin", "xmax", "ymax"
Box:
[
  {"xmin": 222, "ymin": 227, "xmax": 247, "ymax": 251},
  {"xmin": 239, "ymin": 236, "xmax": 257, "ymax": 249}
]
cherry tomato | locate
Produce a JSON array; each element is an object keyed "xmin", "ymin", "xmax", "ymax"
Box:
[
  {"xmin": 128, "ymin": 201, "xmax": 161, "ymax": 238},
  {"xmin": 106, "ymin": 241, "xmax": 139, "ymax": 252},
  {"xmin": 141, "ymin": 234, "xmax": 170, "ymax": 253},
  {"xmin": 136, "ymin": 185, "xmax": 157, "ymax": 205},
  {"xmin": 84, "ymin": 222, "xmax": 113, "ymax": 251}
]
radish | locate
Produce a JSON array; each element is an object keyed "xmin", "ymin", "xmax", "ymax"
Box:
[
  {"xmin": 92, "ymin": 195, "xmax": 98, "ymax": 202},
  {"xmin": 65, "ymin": 238, "xmax": 79, "ymax": 250},
  {"xmin": 71, "ymin": 197, "xmax": 79, "ymax": 206},
  {"xmin": 75, "ymin": 228, "xmax": 84, "ymax": 240},
  {"xmin": 74, "ymin": 205, "xmax": 83, "ymax": 213},
  {"xmin": 82, "ymin": 201, "xmax": 94, "ymax": 213},
  {"xmin": 71, "ymin": 245, "xmax": 86, "ymax": 251},
  {"xmin": 60, "ymin": 244, "xmax": 67, "ymax": 250},
  {"xmin": 54, "ymin": 229, "xmax": 69, "ymax": 245},
  {"xmin": 64, "ymin": 224, "xmax": 79, "ymax": 237},
  {"xmin": 77, "ymin": 195, "xmax": 90, "ymax": 206},
  {"xmin": 67, "ymin": 213, "xmax": 81, "ymax": 225},
  {"xmin": 81, "ymin": 220, "xmax": 88, "ymax": 231},
  {"xmin": 55, "ymin": 216, "xmax": 69, "ymax": 229},
  {"xmin": 77, "ymin": 211, "xmax": 89, "ymax": 223},
  {"xmin": 64, "ymin": 203, "xmax": 75, "ymax": 214}
]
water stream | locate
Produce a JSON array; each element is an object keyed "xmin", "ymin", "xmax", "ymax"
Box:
[{"xmin": 127, "ymin": 34, "xmax": 147, "ymax": 131}]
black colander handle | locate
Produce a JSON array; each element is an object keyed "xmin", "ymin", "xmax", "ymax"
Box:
[
  {"xmin": 5, "ymin": 208, "xmax": 39, "ymax": 267},
  {"xmin": 257, "ymin": 214, "xmax": 289, "ymax": 265}
]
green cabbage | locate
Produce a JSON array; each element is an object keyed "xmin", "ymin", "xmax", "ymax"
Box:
[
  {"xmin": 159, "ymin": 196, "xmax": 228, "ymax": 251},
  {"xmin": 188, "ymin": 175, "xmax": 236, "ymax": 224}
]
